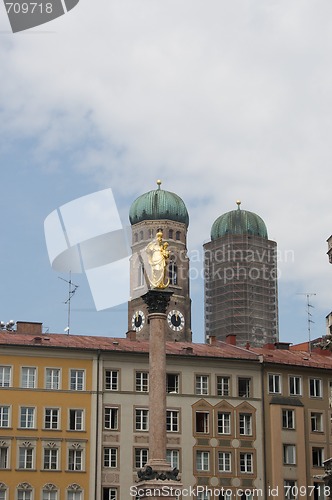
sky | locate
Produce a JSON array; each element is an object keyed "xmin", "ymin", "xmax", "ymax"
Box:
[{"xmin": 1, "ymin": 0, "xmax": 332, "ymax": 344}]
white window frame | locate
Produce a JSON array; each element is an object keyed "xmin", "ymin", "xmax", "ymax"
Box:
[
  {"xmin": 312, "ymin": 447, "xmax": 324, "ymax": 467},
  {"xmin": 195, "ymin": 375, "xmax": 209, "ymax": 395},
  {"xmin": 311, "ymin": 412, "xmax": 323, "ymax": 432},
  {"xmin": 196, "ymin": 411, "xmax": 209, "ymax": 433},
  {"xmin": 310, "ymin": 378, "xmax": 322, "ymax": 398},
  {"xmin": 217, "ymin": 376, "xmax": 230, "ymax": 396},
  {"xmin": 284, "ymin": 480, "xmax": 297, "ymax": 500},
  {"xmin": 289, "ymin": 375, "xmax": 302, "ymax": 396},
  {"xmin": 196, "ymin": 450, "xmax": 210, "ymax": 471},
  {"xmin": 218, "ymin": 451, "xmax": 231, "ymax": 472},
  {"xmin": 135, "ymin": 371, "xmax": 149, "ymax": 392},
  {"xmin": 0, "ymin": 406, "xmax": 10, "ymax": 427},
  {"xmin": 44, "ymin": 408, "xmax": 60, "ymax": 430},
  {"xmin": 239, "ymin": 413, "xmax": 252, "ymax": 436},
  {"xmin": 105, "ymin": 370, "xmax": 119, "ymax": 391},
  {"xmin": 282, "ymin": 409, "xmax": 295, "ymax": 430},
  {"xmin": 0, "ymin": 445, "xmax": 9, "ymax": 469},
  {"xmin": 283, "ymin": 444, "xmax": 296, "ymax": 465},
  {"xmin": 135, "ymin": 448, "xmax": 149, "ymax": 468},
  {"xmin": 20, "ymin": 407, "xmax": 35, "ymax": 429},
  {"xmin": 68, "ymin": 448, "xmax": 83, "ymax": 471},
  {"xmin": 166, "ymin": 449, "xmax": 179, "ymax": 469},
  {"xmin": 268, "ymin": 373, "xmax": 281, "ymax": 394},
  {"xmin": 0, "ymin": 366, "xmax": 11, "ymax": 387},
  {"xmin": 166, "ymin": 410, "xmax": 179, "ymax": 432},
  {"xmin": 21, "ymin": 367, "xmax": 36, "ymax": 389},
  {"xmin": 18, "ymin": 446, "xmax": 34, "ymax": 469},
  {"xmin": 103, "ymin": 447, "xmax": 118, "ymax": 468},
  {"xmin": 43, "ymin": 447, "xmax": 59, "ymax": 470},
  {"xmin": 217, "ymin": 412, "xmax": 231, "ymax": 435},
  {"xmin": 70, "ymin": 369, "xmax": 85, "ymax": 391},
  {"xmin": 240, "ymin": 452, "xmax": 253, "ymax": 473},
  {"xmin": 238, "ymin": 377, "xmax": 251, "ymax": 398},
  {"xmin": 69, "ymin": 409, "xmax": 84, "ymax": 431},
  {"xmin": 104, "ymin": 407, "xmax": 119, "ymax": 430},
  {"xmin": 166, "ymin": 373, "xmax": 179, "ymax": 393},
  {"xmin": 135, "ymin": 408, "xmax": 149, "ymax": 431},
  {"xmin": 45, "ymin": 368, "xmax": 60, "ymax": 390}
]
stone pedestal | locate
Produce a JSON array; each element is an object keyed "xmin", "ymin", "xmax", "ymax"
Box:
[{"xmin": 134, "ymin": 289, "xmax": 182, "ymax": 499}]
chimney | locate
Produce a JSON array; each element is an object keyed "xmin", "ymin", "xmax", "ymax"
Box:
[
  {"xmin": 126, "ymin": 330, "xmax": 137, "ymax": 341},
  {"xmin": 209, "ymin": 335, "xmax": 217, "ymax": 345},
  {"xmin": 226, "ymin": 334, "xmax": 237, "ymax": 346},
  {"xmin": 16, "ymin": 321, "xmax": 42, "ymax": 335}
]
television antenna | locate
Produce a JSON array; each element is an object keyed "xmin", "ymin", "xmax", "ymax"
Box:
[
  {"xmin": 59, "ymin": 272, "xmax": 79, "ymax": 335},
  {"xmin": 297, "ymin": 293, "xmax": 316, "ymax": 353}
]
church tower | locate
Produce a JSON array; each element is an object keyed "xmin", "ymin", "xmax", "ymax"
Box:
[
  {"xmin": 128, "ymin": 181, "xmax": 192, "ymax": 341},
  {"xmin": 204, "ymin": 201, "xmax": 279, "ymax": 347}
]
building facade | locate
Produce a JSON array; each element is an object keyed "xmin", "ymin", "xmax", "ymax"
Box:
[{"xmin": 1, "ymin": 322, "xmax": 331, "ymax": 500}]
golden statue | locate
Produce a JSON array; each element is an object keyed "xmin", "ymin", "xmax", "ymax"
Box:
[{"xmin": 145, "ymin": 231, "xmax": 170, "ymax": 289}]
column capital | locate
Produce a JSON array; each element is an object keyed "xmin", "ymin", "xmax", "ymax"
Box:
[{"xmin": 142, "ymin": 290, "xmax": 173, "ymax": 315}]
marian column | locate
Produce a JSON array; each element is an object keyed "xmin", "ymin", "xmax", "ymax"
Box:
[{"xmin": 135, "ymin": 232, "xmax": 182, "ymax": 500}]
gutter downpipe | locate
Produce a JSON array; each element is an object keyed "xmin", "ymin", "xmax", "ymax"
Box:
[
  {"xmin": 260, "ymin": 356, "xmax": 268, "ymax": 500},
  {"xmin": 95, "ymin": 350, "xmax": 101, "ymax": 500}
]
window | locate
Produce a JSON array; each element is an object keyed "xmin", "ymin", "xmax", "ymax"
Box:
[
  {"xmin": 137, "ymin": 264, "xmax": 145, "ymax": 287},
  {"xmin": 169, "ymin": 261, "xmax": 178, "ymax": 285},
  {"xmin": 217, "ymin": 376, "xmax": 230, "ymax": 396},
  {"xmin": 103, "ymin": 488, "xmax": 117, "ymax": 500},
  {"xmin": 103, "ymin": 447, "xmax": 118, "ymax": 468},
  {"xmin": 284, "ymin": 480, "xmax": 297, "ymax": 500},
  {"xmin": 217, "ymin": 412, "xmax": 231, "ymax": 434},
  {"xmin": 20, "ymin": 407, "xmax": 35, "ymax": 428},
  {"xmin": 166, "ymin": 373, "xmax": 179, "ymax": 393},
  {"xmin": 240, "ymin": 452, "xmax": 253, "ymax": 473},
  {"xmin": 0, "ymin": 446, "xmax": 8, "ymax": 468},
  {"xmin": 283, "ymin": 444, "xmax": 296, "ymax": 465},
  {"xmin": 239, "ymin": 413, "xmax": 252, "ymax": 436},
  {"xmin": 45, "ymin": 368, "xmax": 60, "ymax": 390},
  {"xmin": 195, "ymin": 375, "xmax": 209, "ymax": 395},
  {"xmin": 135, "ymin": 409, "xmax": 149, "ymax": 431},
  {"xmin": 0, "ymin": 488, "xmax": 6, "ymax": 500},
  {"xmin": 310, "ymin": 378, "xmax": 322, "ymax": 398},
  {"xmin": 282, "ymin": 409, "xmax": 295, "ymax": 430},
  {"xmin": 42, "ymin": 490, "xmax": 58, "ymax": 500},
  {"xmin": 44, "ymin": 408, "xmax": 59, "ymax": 429},
  {"xmin": 136, "ymin": 372, "xmax": 149, "ymax": 392},
  {"xmin": 69, "ymin": 409, "xmax": 84, "ymax": 431},
  {"xmin": 0, "ymin": 406, "xmax": 9, "ymax": 427},
  {"xmin": 17, "ymin": 490, "xmax": 32, "ymax": 500},
  {"xmin": 268, "ymin": 374, "xmax": 281, "ymax": 394},
  {"xmin": 218, "ymin": 451, "xmax": 231, "ymax": 472},
  {"xmin": 43, "ymin": 448, "xmax": 59, "ymax": 470},
  {"xmin": 219, "ymin": 493, "xmax": 232, "ymax": 500},
  {"xmin": 238, "ymin": 378, "xmax": 250, "ymax": 398},
  {"xmin": 19, "ymin": 446, "xmax": 34, "ymax": 469},
  {"xmin": 135, "ymin": 448, "xmax": 148, "ymax": 468},
  {"xmin": 166, "ymin": 410, "xmax": 179, "ymax": 432},
  {"xmin": 196, "ymin": 412, "xmax": 209, "ymax": 433},
  {"xmin": 311, "ymin": 412, "xmax": 323, "ymax": 432},
  {"xmin": 168, "ymin": 229, "xmax": 174, "ymax": 239},
  {"xmin": 68, "ymin": 448, "xmax": 82, "ymax": 471},
  {"xmin": 176, "ymin": 231, "xmax": 181, "ymax": 240},
  {"xmin": 196, "ymin": 450, "xmax": 210, "ymax": 471},
  {"xmin": 21, "ymin": 367, "xmax": 36, "ymax": 388},
  {"xmin": 166, "ymin": 449, "xmax": 179, "ymax": 469},
  {"xmin": 67, "ymin": 489, "xmax": 82, "ymax": 500},
  {"xmin": 70, "ymin": 370, "xmax": 84, "ymax": 390},
  {"xmin": 0, "ymin": 366, "xmax": 11, "ymax": 387},
  {"xmin": 289, "ymin": 376, "xmax": 301, "ymax": 396},
  {"xmin": 105, "ymin": 370, "xmax": 119, "ymax": 391},
  {"xmin": 104, "ymin": 407, "xmax": 118, "ymax": 430},
  {"xmin": 312, "ymin": 447, "xmax": 324, "ymax": 467}
]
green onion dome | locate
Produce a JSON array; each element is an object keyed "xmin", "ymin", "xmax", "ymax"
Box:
[
  {"xmin": 129, "ymin": 180, "xmax": 189, "ymax": 227},
  {"xmin": 211, "ymin": 201, "xmax": 268, "ymax": 240}
]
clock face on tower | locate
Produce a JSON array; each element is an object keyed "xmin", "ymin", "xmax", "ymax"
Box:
[
  {"xmin": 167, "ymin": 310, "xmax": 185, "ymax": 331},
  {"xmin": 132, "ymin": 310, "xmax": 145, "ymax": 332}
]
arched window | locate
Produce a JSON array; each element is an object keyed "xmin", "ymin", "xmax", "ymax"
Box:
[
  {"xmin": 138, "ymin": 263, "xmax": 145, "ymax": 287},
  {"xmin": 0, "ymin": 483, "xmax": 7, "ymax": 500},
  {"xmin": 175, "ymin": 231, "xmax": 181, "ymax": 241},
  {"xmin": 134, "ymin": 232, "xmax": 138, "ymax": 243},
  {"xmin": 169, "ymin": 260, "xmax": 178, "ymax": 285},
  {"xmin": 67, "ymin": 484, "xmax": 82, "ymax": 500},
  {"xmin": 168, "ymin": 229, "xmax": 174, "ymax": 239},
  {"xmin": 42, "ymin": 484, "xmax": 58, "ymax": 500},
  {"xmin": 139, "ymin": 230, "xmax": 144, "ymax": 240},
  {"xmin": 17, "ymin": 483, "xmax": 32, "ymax": 500}
]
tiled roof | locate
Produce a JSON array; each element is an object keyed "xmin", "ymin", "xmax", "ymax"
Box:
[{"xmin": 1, "ymin": 329, "xmax": 332, "ymax": 369}]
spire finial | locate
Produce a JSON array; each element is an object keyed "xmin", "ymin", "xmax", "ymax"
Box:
[
  {"xmin": 236, "ymin": 200, "xmax": 241, "ymax": 209},
  {"xmin": 156, "ymin": 179, "xmax": 162, "ymax": 190}
]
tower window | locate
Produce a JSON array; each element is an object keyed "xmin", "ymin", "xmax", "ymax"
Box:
[
  {"xmin": 176, "ymin": 231, "xmax": 181, "ymax": 240},
  {"xmin": 169, "ymin": 229, "xmax": 174, "ymax": 239},
  {"xmin": 169, "ymin": 261, "xmax": 178, "ymax": 285},
  {"xmin": 139, "ymin": 231, "xmax": 144, "ymax": 240}
]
